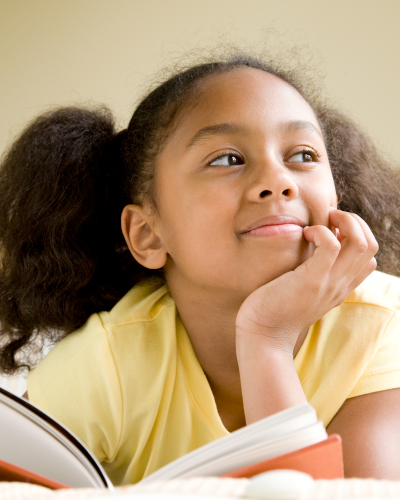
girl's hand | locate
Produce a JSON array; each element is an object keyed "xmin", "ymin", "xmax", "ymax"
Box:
[
  {"xmin": 236, "ymin": 209, "xmax": 378, "ymax": 424},
  {"xmin": 236, "ymin": 209, "xmax": 378, "ymax": 354}
]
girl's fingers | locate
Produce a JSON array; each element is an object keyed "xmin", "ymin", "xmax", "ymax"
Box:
[
  {"xmin": 300, "ymin": 210, "xmax": 378, "ymax": 302},
  {"xmin": 331, "ymin": 210, "xmax": 378, "ymax": 252},
  {"xmin": 328, "ymin": 209, "xmax": 378, "ymax": 281},
  {"xmin": 301, "ymin": 224, "xmax": 341, "ymax": 276},
  {"xmin": 330, "ymin": 210, "xmax": 378, "ymax": 256},
  {"xmin": 349, "ymin": 213, "xmax": 379, "ymax": 254},
  {"xmin": 346, "ymin": 257, "xmax": 377, "ymax": 295}
]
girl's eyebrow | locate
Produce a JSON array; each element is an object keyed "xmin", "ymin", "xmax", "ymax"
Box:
[
  {"xmin": 282, "ymin": 120, "xmax": 323, "ymax": 139},
  {"xmin": 185, "ymin": 120, "xmax": 323, "ymax": 151},
  {"xmin": 186, "ymin": 123, "xmax": 246, "ymax": 150}
]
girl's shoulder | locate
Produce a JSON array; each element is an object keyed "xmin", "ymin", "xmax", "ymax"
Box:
[
  {"xmin": 317, "ymin": 270, "xmax": 400, "ymax": 343},
  {"xmin": 297, "ymin": 271, "xmax": 400, "ymax": 426},
  {"xmin": 344, "ymin": 270, "xmax": 400, "ymax": 312},
  {"xmin": 32, "ymin": 277, "xmax": 173, "ymax": 373},
  {"xmin": 26, "ymin": 278, "xmax": 178, "ymax": 466},
  {"xmin": 99, "ymin": 277, "xmax": 173, "ymax": 331}
]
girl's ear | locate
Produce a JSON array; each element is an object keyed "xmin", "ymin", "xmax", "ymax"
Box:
[{"xmin": 121, "ymin": 204, "xmax": 167, "ymax": 270}]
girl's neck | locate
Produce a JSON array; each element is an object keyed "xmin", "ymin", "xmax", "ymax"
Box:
[
  {"xmin": 167, "ymin": 275, "xmax": 247, "ymax": 431},
  {"xmin": 166, "ymin": 275, "xmax": 309, "ymax": 432}
]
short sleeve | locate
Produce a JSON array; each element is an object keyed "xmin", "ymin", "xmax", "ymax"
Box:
[
  {"xmin": 27, "ymin": 313, "xmax": 123, "ymax": 463},
  {"xmin": 349, "ymin": 307, "xmax": 400, "ymax": 398}
]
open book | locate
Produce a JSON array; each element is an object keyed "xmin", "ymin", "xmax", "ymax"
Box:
[
  {"xmin": 0, "ymin": 387, "xmax": 342, "ymax": 489},
  {"xmin": 0, "ymin": 387, "xmax": 112, "ymax": 489}
]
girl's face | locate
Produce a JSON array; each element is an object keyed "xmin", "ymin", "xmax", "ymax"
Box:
[{"xmin": 152, "ymin": 68, "xmax": 337, "ymax": 302}]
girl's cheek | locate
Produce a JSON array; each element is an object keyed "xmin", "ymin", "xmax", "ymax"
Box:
[{"xmin": 310, "ymin": 202, "xmax": 334, "ymax": 229}]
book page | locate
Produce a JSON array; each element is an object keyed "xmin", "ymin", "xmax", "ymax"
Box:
[
  {"xmin": 0, "ymin": 388, "xmax": 112, "ymax": 488},
  {"xmin": 141, "ymin": 403, "xmax": 322, "ymax": 483},
  {"xmin": 182, "ymin": 422, "xmax": 327, "ymax": 477}
]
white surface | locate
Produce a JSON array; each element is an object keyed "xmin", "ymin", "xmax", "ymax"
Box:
[
  {"xmin": 246, "ymin": 470, "xmax": 314, "ymax": 500},
  {"xmin": 76, "ymin": 496, "xmax": 234, "ymax": 500}
]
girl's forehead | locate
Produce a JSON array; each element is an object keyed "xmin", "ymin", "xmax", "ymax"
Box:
[
  {"xmin": 197, "ymin": 68, "xmax": 314, "ymax": 117},
  {"xmin": 172, "ymin": 67, "xmax": 320, "ymax": 142}
]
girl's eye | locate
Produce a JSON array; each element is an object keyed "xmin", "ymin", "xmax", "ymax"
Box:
[
  {"xmin": 288, "ymin": 151, "xmax": 316, "ymax": 163},
  {"xmin": 209, "ymin": 154, "xmax": 244, "ymax": 167}
]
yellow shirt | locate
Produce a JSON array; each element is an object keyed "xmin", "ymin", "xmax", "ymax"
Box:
[{"xmin": 28, "ymin": 271, "xmax": 400, "ymax": 485}]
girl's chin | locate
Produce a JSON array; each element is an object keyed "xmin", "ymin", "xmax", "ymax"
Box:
[{"xmin": 241, "ymin": 250, "xmax": 314, "ymax": 293}]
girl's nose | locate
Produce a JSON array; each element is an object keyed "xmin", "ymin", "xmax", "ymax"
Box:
[{"xmin": 246, "ymin": 161, "xmax": 299, "ymax": 202}]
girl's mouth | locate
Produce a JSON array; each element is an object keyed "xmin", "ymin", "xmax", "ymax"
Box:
[
  {"xmin": 244, "ymin": 223, "xmax": 303, "ymax": 237},
  {"xmin": 241, "ymin": 215, "xmax": 306, "ymax": 237}
]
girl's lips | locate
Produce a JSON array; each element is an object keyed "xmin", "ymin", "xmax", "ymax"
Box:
[
  {"xmin": 243, "ymin": 223, "xmax": 304, "ymax": 237},
  {"xmin": 241, "ymin": 215, "xmax": 306, "ymax": 236}
]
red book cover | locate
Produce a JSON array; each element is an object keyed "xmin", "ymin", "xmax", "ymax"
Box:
[
  {"xmin": 222, "ymin": 434, "xmax": 343, "ymax": 480},
  {"xmin": 0, "ymin": 458, "xmax": 69, "ymax": 489}
]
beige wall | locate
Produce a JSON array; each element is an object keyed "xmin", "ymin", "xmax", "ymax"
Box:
[{"xmin": 1, "ymin": 0, "xmax": 399, "ymax": 164}]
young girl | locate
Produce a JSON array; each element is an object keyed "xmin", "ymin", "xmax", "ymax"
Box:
[{"xmin": 1, "ymin": 54, "xmax": 400, "ymax": 484}]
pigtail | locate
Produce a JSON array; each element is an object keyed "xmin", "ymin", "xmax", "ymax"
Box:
[
  {"xmin": 319, "ymin": 108, "xmax": 400, "ymax": 276},
  {"xmin": 0, "ymin": 107, "xmax": 151, "ymax": 374}
]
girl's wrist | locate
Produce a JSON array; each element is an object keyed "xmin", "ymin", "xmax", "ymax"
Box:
[
  {"xmin": 236, "ymin": 336, "xmax": 307, "ymax": 423},
  {"xmin": 236, "ymin": 327, "xmax": 300, "ymax": 360}
]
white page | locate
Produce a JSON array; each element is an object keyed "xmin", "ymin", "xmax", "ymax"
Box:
[
  {"xmin": 179, "ymin": 409, "xmax": 317, "ymax": 469},
  {"xmin": 184, "ymin": 422, "xmax": 327, "ymax": 478},
  {"xmin": 0, "ymin": 401, "xmax": 100, "ymax": 487},
  {"xmin": 199, "ymin": 423, "xmax": 326, "ymax": 469},
  {"xmin": 0, "ymin": 389, "xmax": 112, "ymax": 488},
  {"xmin": 0, "ymin": 394, "xmax": 108, "ymax": 484},
  {"xmin": 141, "ymin": 403, "xmax": 319, "ymax": 483}
]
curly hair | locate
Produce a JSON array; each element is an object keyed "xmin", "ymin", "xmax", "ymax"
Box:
[{"xmin": 0, "ymin": 54, "xmax": 399, "ymax": 374}]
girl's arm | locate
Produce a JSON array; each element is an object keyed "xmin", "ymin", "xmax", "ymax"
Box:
[
  {"xmin": 236, "ymin": 208, "xmax": 378, "ymax": 423},
  {"xmin": 327, "ymin": 388, "xmax": 400, "ymax": 479},
  {"xmin": 236, "ymin": 209, "xmax": 400, "ymax": 479}
]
